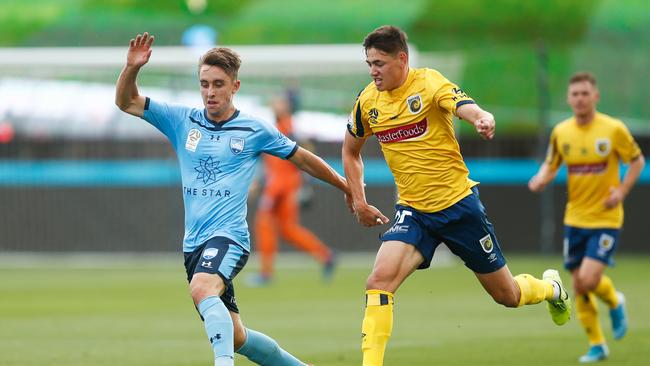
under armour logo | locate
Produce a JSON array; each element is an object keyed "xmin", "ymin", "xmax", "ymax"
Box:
[{"xmin": 209, "ymin": 333, "xmax": 222, "ymax": 343}]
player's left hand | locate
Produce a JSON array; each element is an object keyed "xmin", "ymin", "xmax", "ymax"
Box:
[
  {"xmin": 604, "ymin": 186, "xmax": 624, "ymax": 209},
  {"xmin": 474, "ymin": 116, "xmax": 495, "ymax": 140}
]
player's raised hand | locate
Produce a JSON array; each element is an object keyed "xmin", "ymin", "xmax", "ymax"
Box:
[
  {"xmin": 127, "ymin": 32, "xmax": 154, "ymax": 68},
  {"xmin": 354, "ymin": 202, "xmax": 390, "ymax": 227},
  {"xmin": 474, "ymin": 116, "xmax": 495, "ymax": 140}
]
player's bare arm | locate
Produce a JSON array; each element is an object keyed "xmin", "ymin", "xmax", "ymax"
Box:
[
  {"xmin": 457, "ymin": 103, "xmax": 496, "ymax": 140},
  {"xmin": 529, "ymin": 162, "xmax": 559, "ymax": 193},
  {"xmin": 115, "ymin": 32, "xmax": 155, "ymax": 117},
  {"xmin": 342, "ymin": 132, "xmax": 389, "ymax": 227},
  {"xmin": 604, "ymin": 155, "xmax": 645, "ymax": 208},
  {"xmin": 289, "ymin": 146, "xmax": 353, "ymax": 212}
]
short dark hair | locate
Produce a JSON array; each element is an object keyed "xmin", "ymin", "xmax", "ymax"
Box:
[
  {"xmin": 199, "ymin": 47, "xmax": 241, "ymax": 80},
  {"xmin": 569, "ymin": 71, "xmax": 596, "ymax": 86},
  {"xmin": 363, "ymin": 25, "xmax": 409, "ymax": 56}
]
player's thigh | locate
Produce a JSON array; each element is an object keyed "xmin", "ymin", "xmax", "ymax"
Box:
[
  {"xmin": 439, "ymin": 188, "xmax": 507, "ymax": 274},
  {"xmin": 367, "ymin": 240, "xmax": 425, "ymax": 293},
  {"xmin": 276, "ymin": 190, "xmax": 299, "ymax": 225}
]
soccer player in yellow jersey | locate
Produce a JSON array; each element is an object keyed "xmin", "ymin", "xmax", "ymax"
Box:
[
  {"xmin": 343, "ymin": 25, "xmax": 572, "ymax": 366},
  {"xmin": 529, "ymin": 72, "xmax": 645, "ymax": 363}
]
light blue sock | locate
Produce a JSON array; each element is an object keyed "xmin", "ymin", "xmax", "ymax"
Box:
[
  {"xmin": 236, "ymin": 328, "xmax": 305, "ymax": 366},
  {"xmin": 198, "ymin": 296, "xmax": 234, "ymax": 362}
]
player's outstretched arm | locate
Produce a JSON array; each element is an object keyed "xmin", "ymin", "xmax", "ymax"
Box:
[
  {"xmin": 457, "ymin": 103, "xmax": 495, "ymax": 140},
  {"xmin": 528, "ymin": 162, "xmax": 558, "ymax": 193},
  {"xmin": 342, "ymin": 133, "xmax": 389, "ymax": 227},
  {"xmin": 604, "ymin": 155, "xmax": 645, "ymax": 208},
  {"xmin": 115, "ymin": 32, "xmax": 155, "ymax": 117},
  {"xmin": 289, "ymin": 146, "xmax": 352, "ymax": 211}
]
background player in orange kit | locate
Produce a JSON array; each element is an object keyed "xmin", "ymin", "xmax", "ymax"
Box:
[{"xmin": 250, "ymin": 97, "xmax": 336, "ymax": 286}]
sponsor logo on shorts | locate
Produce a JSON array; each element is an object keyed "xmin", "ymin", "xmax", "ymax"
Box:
[
  {"xmin": 386, "ymin": 225, "xmax": 409, "ymax": 234},
  {"xmin": 375, "ymin": 119, "xmax": 427, "ymax": 143},
  {"xmin": 202, "ymin": 248, "xmax": 219, "ymax": 260},
  {"xmin": 201, "ymin": 261, "xmax": 212, "ymax": 268},
  {"xmin": 488, "ymin": 253, "xmax": 498, "ymax": 263},
  {"xmin": 479, "ymin": 234, "xmax": 494, "ymax": 253}
]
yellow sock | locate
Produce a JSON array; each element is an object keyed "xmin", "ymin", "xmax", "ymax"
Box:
[
  {"xmin": 593, "ymin": 275, "xmax": 619, "ymax": 309},
  {"xmin": 514, "ymin": 274, "xmax": 555, "ymax": 307},
  {"xmin": 576, "ymin": 292, "xmax": 606, "ymax": 345},
  {"xmin": 362, "ymin": 290, "xmax": 394, "ymax": 366}
]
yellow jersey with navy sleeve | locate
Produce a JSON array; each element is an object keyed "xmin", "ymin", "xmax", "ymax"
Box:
[
  {"xmin": 545, "ymin": 112, "xmax": 642, "ymax": 228},
  {"xmin": 347, "ymin": 67, "xmax": 478, "ymax": 212}
]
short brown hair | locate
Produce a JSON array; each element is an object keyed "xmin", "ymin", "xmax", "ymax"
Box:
[
  {"xmin": 569, "ymin": 71, "xmax": 596, "ymax": 86},
  {"xmin": 199, "ymin": 47, "xmax": 241, "ymax": 80},
  {"xmin": 363, "ymin": 25, "xmax": 409, "ymax": 56}
]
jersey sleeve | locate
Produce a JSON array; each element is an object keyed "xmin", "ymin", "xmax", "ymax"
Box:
[
  {"xmin": 346, "ymin": 94, "xmax": 373, "ymax": 138},
  {"xmin": 141, "ymin": 97, "xmax": 190, "ymax": 147},
  {"xmin": 544, "ymin": 126, "xmax": 563, "ymax": 170},
  {"xmin": 613, "ymin": 120, "xmax": 642, "ymax": 163},
  {"xmin": 258, "ymin": 121, "xmax": 298, "ymax": 159},
  {"xmin": 433, "ymin": 77, "xmax": 475, "ymax": 116}
]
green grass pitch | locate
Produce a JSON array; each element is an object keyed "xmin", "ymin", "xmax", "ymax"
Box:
[{"xmin": 1, "ymin": 253, "xmax": 648, "ymax": 365}]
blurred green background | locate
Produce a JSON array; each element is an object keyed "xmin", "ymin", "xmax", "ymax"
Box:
[{"xmin": 2, "ymin": 0, "xmax": 649, "ymax": 134}]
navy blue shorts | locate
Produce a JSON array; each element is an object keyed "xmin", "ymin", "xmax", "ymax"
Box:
[
  {"xmin": 184, "ymin": 236, "xmax": 249, "ymax": 313},
  {"xmin": 563, "ymin": 226, "xmax": 619, "ymax": 271},
  {"xmin": 380, "ymin": 187, "xmax": 507, "ymax": 274}
]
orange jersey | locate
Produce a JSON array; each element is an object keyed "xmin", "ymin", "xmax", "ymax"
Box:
[
  {"xmin": 264, "ymin": 115, "xmax": 301, "ymax": 189},
  {"xmin": 546, "ymin": 112, "xmax": 642, "ymax": 228},
  {"xmin": 347, "ymin": 67, "xmax": 477, "ymax": 212}
]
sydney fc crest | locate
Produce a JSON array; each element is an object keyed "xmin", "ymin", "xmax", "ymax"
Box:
[
  {"xmin": 230, "ymin": 137, "xmax": 245, "ymax": 155},
  {"xmin": 407, "ymin": 94, "xmax": 422, "ymax": 114}
]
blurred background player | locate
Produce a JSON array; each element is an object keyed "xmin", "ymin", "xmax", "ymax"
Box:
[
  {"xmin": 343, "ymin": 25, "xmax": 572, "ymax": 366},
  {"xmin": 249, "ymin": 96, "xmax": 336, "ymax": 286},
  {"xmin": 529, "ymin": 72, "xmax": 645, "ymax": 363}
]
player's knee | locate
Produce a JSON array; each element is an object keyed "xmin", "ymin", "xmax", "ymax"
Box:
[
  {"xmin": 574, "ymin": 274, "xmax": 598, "ymax": 294},
  {"xmin": 189, "ymin": 274, "xmax": 225, "ymax": 304},
  {"xmin": 365, "ymin": 270, "xmax": 395, "ymax": 291}
]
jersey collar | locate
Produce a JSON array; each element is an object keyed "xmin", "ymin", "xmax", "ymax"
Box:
[{"xmin": 203, "ymin": 109, "xmax": 240, "ymax": 126}]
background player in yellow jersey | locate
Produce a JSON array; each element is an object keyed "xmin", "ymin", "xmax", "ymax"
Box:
[
  {"xmin": 529, "ymin": 72, "xmax": 645, "ymax": 363},
  {"xmin": 343, "ymin": 25, "xmax": 572, "ymax": 366}
]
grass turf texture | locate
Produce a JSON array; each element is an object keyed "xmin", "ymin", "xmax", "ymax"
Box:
[{"xmin": 1, "ymin": 254, "xmax": 648, "ymax": 365}]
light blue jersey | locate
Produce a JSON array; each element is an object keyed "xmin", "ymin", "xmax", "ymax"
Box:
[{"xmin": 142, "ymin": 98, "xmax": 297, "ymax": 253}]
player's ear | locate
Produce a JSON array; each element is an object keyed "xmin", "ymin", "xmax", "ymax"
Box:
[{"xmin": 232, "ymin": 79, "xmax": 241, "ymax": 94}]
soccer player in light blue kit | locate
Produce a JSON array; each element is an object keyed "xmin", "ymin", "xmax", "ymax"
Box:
[{"xmin": 116, "ymin": 32, "xmax": 350, "ymax": 366}]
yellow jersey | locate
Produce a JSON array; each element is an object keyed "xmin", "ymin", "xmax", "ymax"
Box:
[
  {"xmin": 545, "ymin": 112, "xmax": 642, "ymax": 228},
  {"xmin": 347, "ymin": 67, "xmax": 477, "ymax": 212}
]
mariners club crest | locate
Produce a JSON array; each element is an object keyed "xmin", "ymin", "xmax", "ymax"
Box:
[
  {"xmin": 407, "ymin": 94, "xmax": 422, "ymax": 114},
  {"xmin": 595, "ymin": 138, "xmax": 611, "ymax": 157},
  {"xmin": 229, "ymin": 137, "xmax": 245, "ymax": 155},
  {"xmin": 479, "ymin": 234, "xmax": 494, "ymax": 253}
]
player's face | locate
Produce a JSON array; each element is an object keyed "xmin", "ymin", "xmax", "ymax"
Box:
[
  {"xmin": 199, "ymin": 65, "xmax": 241, "ymax": 121},
  {"xmin": 365, "ymin": 48, "xmax": 408, "ymax": 91},
  {"xmin": 567, "ymin": 81, "xmax": 599, "ymax": 118}
]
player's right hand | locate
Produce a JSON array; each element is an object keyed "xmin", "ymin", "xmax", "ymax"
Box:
[
  {"xmin": 127, "ymin": 32, "xmax": 154, "ymax": 68},
  {"xmin": 354, "ymin": 203, "xmax": 390, "ymax": 227},
  {"xmin": 528, "ymin": 174, "xmax": 546, "ymax": 192}
]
